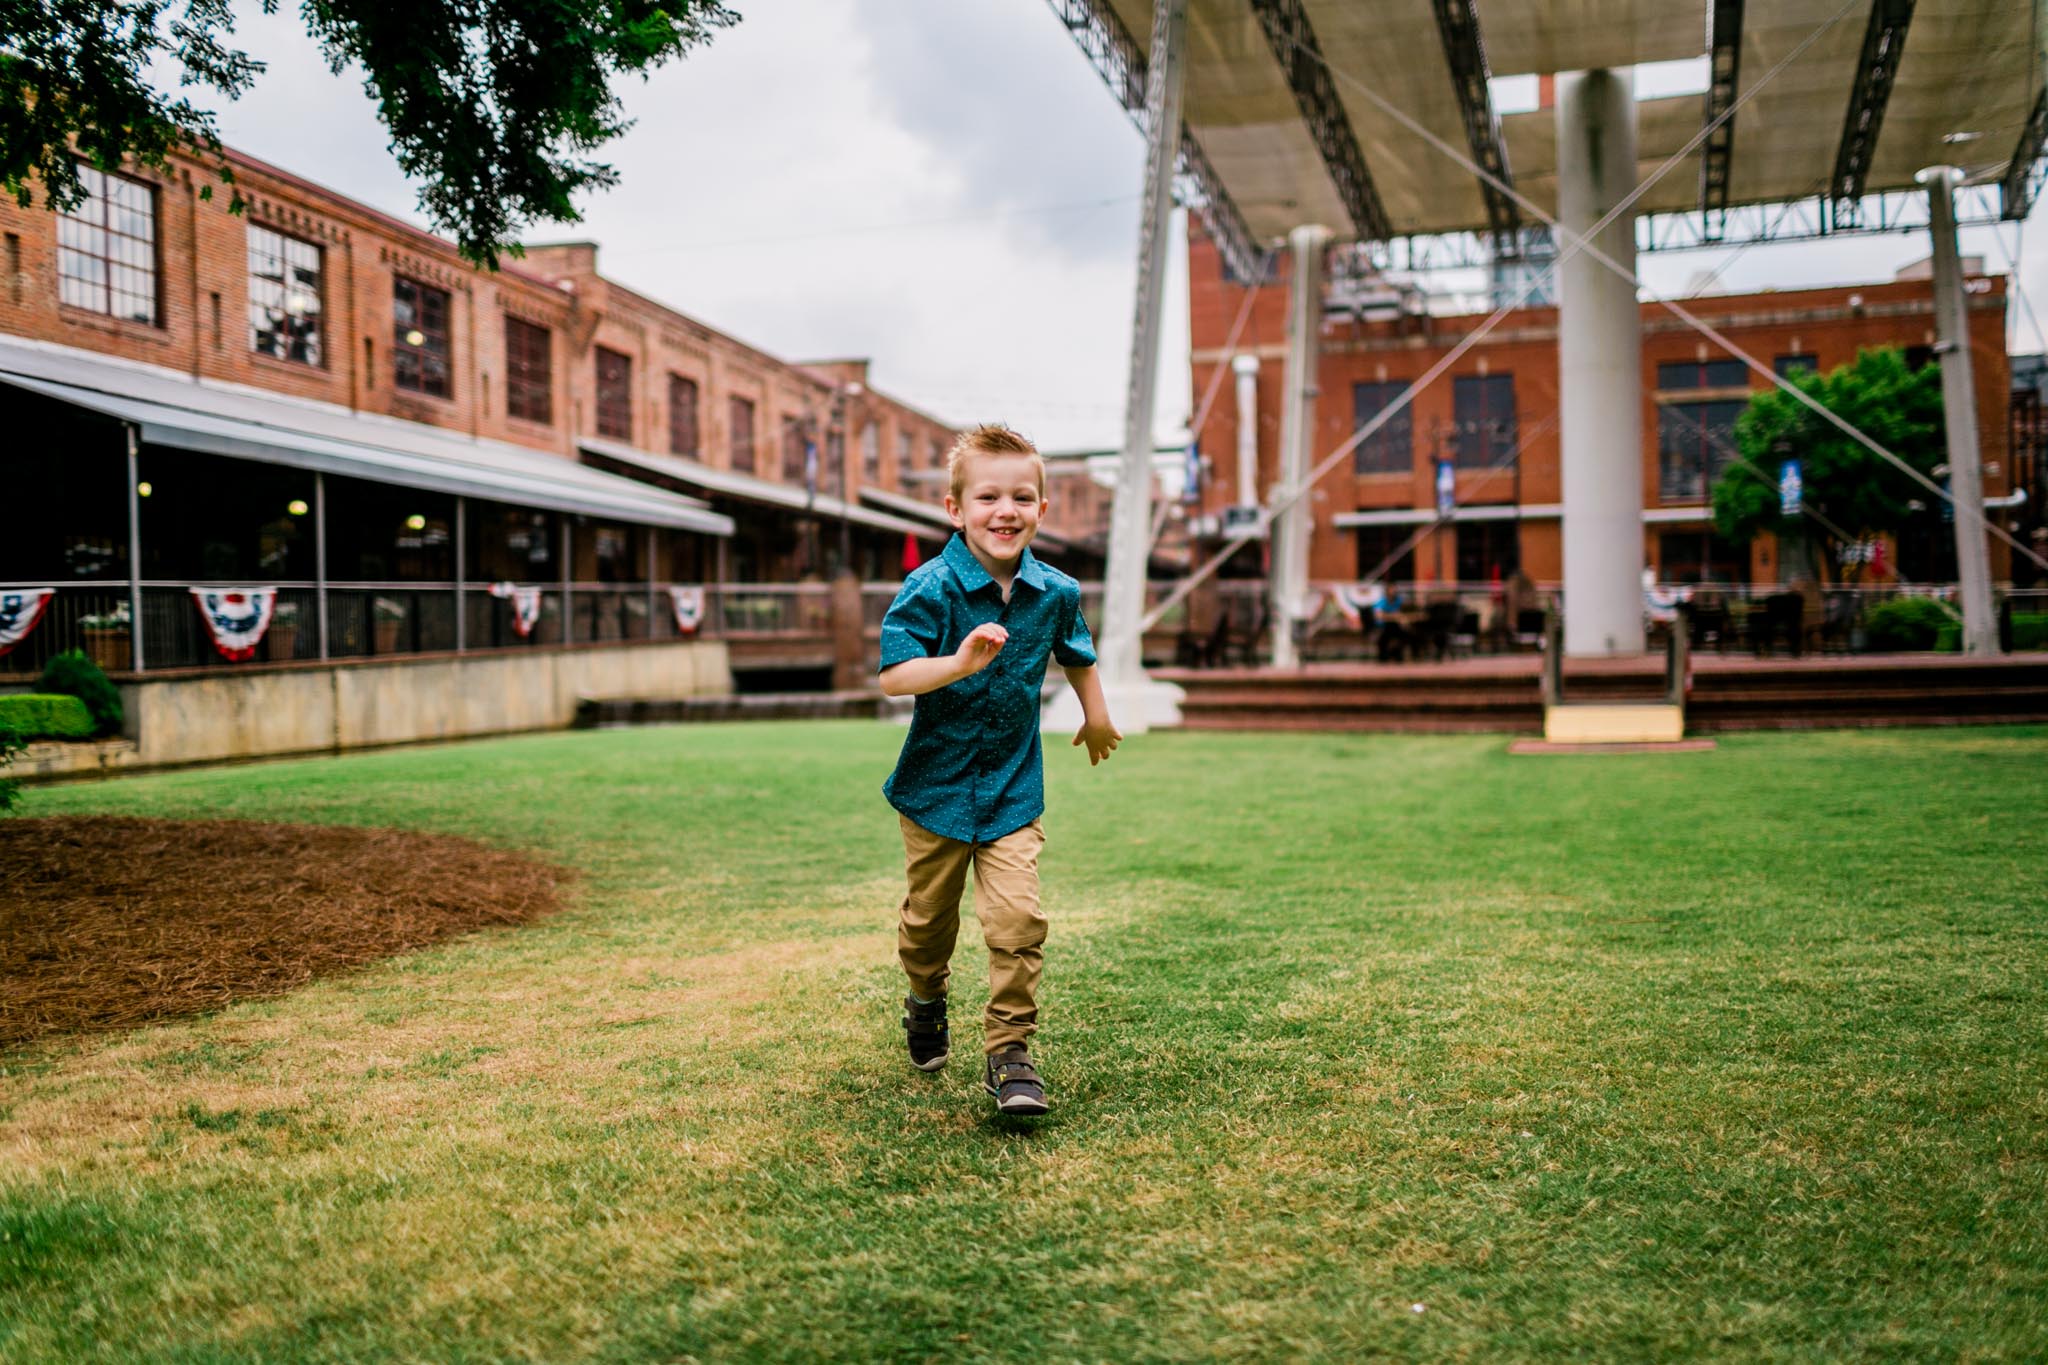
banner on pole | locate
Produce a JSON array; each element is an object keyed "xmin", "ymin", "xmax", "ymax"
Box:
[
  {"xmin": 488, "ymin": 582, "xmax": 543, "ymax": 637},
  {"xmin": 668, "ymin": 585, "xmax": 705, "ymax": 636},
  {"xmin": 1435, "ymin": 460, "xmax": 1456, "ymax": 519},
  {"xmin": 1778, "ymin": 460, "xmax": 1802, "ymax": 518},
  {"xmin": 0, "ymin": 588, "xmax": 55, "ymax": 659},
  {"xmin": 190, "ymin": 587, "xmax": 278, "ymax": 661}
]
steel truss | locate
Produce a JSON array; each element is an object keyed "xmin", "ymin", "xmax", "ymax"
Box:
[
  {"xmin": 1246, "ymin": 0, "xmax": 1394, "ymax": 243},
  {"xmin": 1430, "ymin": 0, "xmax": 1520, "ymax": 254},
  {"xmin": 1830, "ymin": 0, "xmax": 1916, "ymax": 224},
  {"xmin": 1318, "ymin": 182, "xmax": 2021, "ymax": 277},
  {"xmin": 2004, "ymin": 88, "xmax": 2047, "ymax": 220},
  {"xmin": 1047, "ymin": 0, "xmax": 1267, "ymax": 282},
  {"xmin": 1699, "ymin": 0, "xmax": 1744, "ymax": 236}
]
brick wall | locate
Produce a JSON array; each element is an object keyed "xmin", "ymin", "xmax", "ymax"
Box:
[
  {"xmin": 1, "ymin": 147, "xmax": 960, "ymax": 509},
  {"xmin": 1186, "ymin": 228, "xmax": 2015, "ymax": 586}
]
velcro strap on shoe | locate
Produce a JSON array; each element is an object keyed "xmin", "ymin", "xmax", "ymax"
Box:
[
  {"xmin": 903, "ymin": 1015, "xmax": 947, "ymax": 1035},
  {"xmin": 995, "ymin": 1061, "xmax": 1040, "ymax": 1085}
]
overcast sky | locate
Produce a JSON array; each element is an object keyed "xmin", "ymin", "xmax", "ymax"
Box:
[{"xmin": 197, "ymin": 1, "xmax": 2048, "ymax": 453}]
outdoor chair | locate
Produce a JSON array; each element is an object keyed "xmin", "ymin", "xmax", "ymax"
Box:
[
  {"xmin": 1751, "ymin": 592, "xmax": 1805, "ymax": 657},
  {"xmin": 1685, "ymin": 595, "xmax": 1729, "ymax": 653},
  {"xmin": 1818, "ymin": 591, "xmax": 1858, "ymax": 655},
  {"xmin": 1414, "ymin": 601, "xmax": 1460, "ymax": 661}
]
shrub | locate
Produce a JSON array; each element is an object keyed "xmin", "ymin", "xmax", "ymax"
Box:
[
  {"xmin": 1862, "ymin": 596, "xmax": 1953, "ymax": 652},
  {"xmin": 37, "ymin": 649, "xmax": 124, "ymax": 735},
  {"xmin": 0, "ymin": 693, "xmax": 95, "ymax": 740},
  {"xmin": 2013, "ymin": 613, "xmax": 2048, "ymax": 652},
  {"xmin": 0, "ymin": 727, "xmax": 23, "ymax": 814}
]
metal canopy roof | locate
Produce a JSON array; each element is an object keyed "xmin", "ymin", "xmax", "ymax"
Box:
[{"xmin": 1080, "ymin": 0, "xmax": 2045, "ymax": 248}]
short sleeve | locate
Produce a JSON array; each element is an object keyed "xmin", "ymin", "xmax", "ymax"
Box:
[
  {"xmin": 1053, "ymin": 583, "xmax": 1097, "ymax": 668},
  {"xmin": 879, "ymin": 583, "xmax": 945, "ymax": 671}
]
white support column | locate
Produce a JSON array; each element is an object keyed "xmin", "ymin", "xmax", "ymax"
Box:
[
  {"xmin": 1919, "ymin": 165, "xmax": 2000, "ymax": 655},
  {"xmin": 1073, "ymin": 0, "xmax": 1188, "ymax": 733},
  {"xmin": 1232, "ymin": 353, "xmax": 1260, "ymax": 507},
  {"xmin": 1556, "ymin": 68, "xmax": 1646, "ymax": 657},
  {"xmin": 1270, "ymin": 224, "xmax": 1329, "ymax": 668}
]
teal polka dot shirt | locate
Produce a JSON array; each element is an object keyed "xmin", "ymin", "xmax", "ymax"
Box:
[{"xmin": 880, "ymin": 534, "xmax": 1097, "ymax": 843}]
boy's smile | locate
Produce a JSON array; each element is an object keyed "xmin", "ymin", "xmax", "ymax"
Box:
[{"xmin": 946, "ymin": 452, "xmax": 1046, "ymax": 579}]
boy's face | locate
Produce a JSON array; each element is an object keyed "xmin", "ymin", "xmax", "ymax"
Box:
[{"xmin": 945, "ymin": 451, "xmax": 1046, "ymax": 574}]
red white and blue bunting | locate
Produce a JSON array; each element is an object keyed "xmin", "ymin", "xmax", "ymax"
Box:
[
  {"xmin": 668, "ymin": 585, "xmax": 705, "ymax": 636},
  {"xmin": 190, "ymin": 587, "xmax": 278, "ymax": 661},
  {"xmin": 490, "ymin": 582, "xmax": 543, "ymax": 637},
  {"xmin": 1641, "ymin": 571, "xmax": 1693, "ymax": 624},
  {"xmin": 0, "ymin": 588, "xmax": 56, "ymax": 659}
]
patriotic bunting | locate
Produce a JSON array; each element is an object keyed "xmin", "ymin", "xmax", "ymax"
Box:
[
  {"xmin": 0, "ymin": 588, "xmax": 56, "ymax": 659},
  {"xmin": 668, "ymin": 585, "xmax": 705, "ymax": 636},
  {"xmin": 190, "ymin": 587, "xmax": 278, "ymax": 661},
  {"xmin": 1641, "ymin": 570, "xmax": 1693, "ymax": 624},
  {"xmin": 489, "ymin": 582, "xmax": 543, "ymax": 637}
]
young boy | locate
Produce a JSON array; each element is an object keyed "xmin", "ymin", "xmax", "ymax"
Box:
[{"xmin": 877, "ymin": 423, "xmax": 1121, "ymax": 1116}]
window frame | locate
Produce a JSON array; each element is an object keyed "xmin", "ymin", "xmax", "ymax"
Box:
[
  {"xmin": 391, "ymin": 275, "xmax": 453, "ymax": 399},
  {"xmin": 594, "ymin": 345, "xmax": 634, "ymax": 441},
  {"xmin": 1450, "ymin": 374, "xmax": 1517, "ymax": 470},
  {"xmin": 56, "ymin": 164, "xmax": 160, "ymax": 326},
  {"xmin": 1351, "ymin": 380, "xmax": 1413, "ymax": 475},
  {"xmin": 246, "ymin": 223, "xmax": 324, "ymax": 366},
  {"xmin": 503, "ymin": 316, "xmax": 553, "ymax": 425},
  {"xmin": 668, "ymin": 374, "xmax": 700, "ymax": 457},
  {"xmin": 729, "ymin": 396, "xmax": 757, "ymax": 473},
  {"xmin": 1656, "ymin": 398, "xmax": 1747, "ymax": 501},
  {"xmin": 1657, "ymin": 358, "xmax": 1748, "ymax": 391}
]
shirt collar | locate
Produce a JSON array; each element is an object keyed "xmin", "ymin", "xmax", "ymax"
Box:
[{"xmin": 942, "ymin": 533, "xmax": 1047, "ymax": 595}]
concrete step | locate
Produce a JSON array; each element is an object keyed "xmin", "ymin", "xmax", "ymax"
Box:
[{"xmin": 576, "ymin": 691, "xmax": 885, "ymax": 726}]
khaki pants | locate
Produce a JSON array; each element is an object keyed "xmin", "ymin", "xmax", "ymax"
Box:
[{"xmin": 896, "ymin": 815, "xmax": 1047, "ymax": 1055}]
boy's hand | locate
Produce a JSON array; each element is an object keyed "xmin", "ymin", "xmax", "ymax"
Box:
[
  {"xmin": 1071, "ymin": 718, "xmax": 1122, "ymax": 766},
  {"xmin": 952, "ymin": 623, "xmax": 1008, "ymax": 679}
]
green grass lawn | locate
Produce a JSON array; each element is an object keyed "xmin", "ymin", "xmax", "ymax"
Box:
[{"xmin": 4, "ymin": 723, "xmax": 2046, "ymax": 1362}]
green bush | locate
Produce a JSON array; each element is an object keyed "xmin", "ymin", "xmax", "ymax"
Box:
[
  {"xmin": 2012, "ymin": 613, "xmax": 2048, "ymax": 652},
  {"xmin": 0, "ymin": 727, "xmax": 23, "ymax": 814},
  {"xmin": 1862, "ymin": 596, "xmax": 1953, "ymax": 652},
  {"xmin": 0, "ymin": 693, "xmax": 95, "ymax": 740},
  {"xmin": 37, "ymin": 649, "xmax": 123, "ymax": 735}
]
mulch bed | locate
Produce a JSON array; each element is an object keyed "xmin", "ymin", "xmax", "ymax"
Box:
[{"xmin": 0, "ymin": 817, "xmax": 571, "ymax": 1046}]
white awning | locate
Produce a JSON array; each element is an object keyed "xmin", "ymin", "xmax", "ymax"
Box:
[
  {"xmin": 0, "ymin": 340, "xmax": 732, "ymax": 534},
  {"xmin": 580, "ymin": 437, "xmax": 944, "ymax": 541},
  {"xmin": 1333, "ymin": 503, "xmax": 1714, "ymax": 526}
]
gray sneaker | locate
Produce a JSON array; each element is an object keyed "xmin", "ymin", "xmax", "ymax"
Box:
[
  {"xmin": 902, "ymin": 995, "xmax": 949, "ymax": 1072},
  {"xmin": 983, "ymin": 1048, "xmax": 1048, "ymax": 1116}
]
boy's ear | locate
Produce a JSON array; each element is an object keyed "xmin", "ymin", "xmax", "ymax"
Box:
[{"xmin": 943, "ymin": 495, "xmax": 965, "ymax": 529}]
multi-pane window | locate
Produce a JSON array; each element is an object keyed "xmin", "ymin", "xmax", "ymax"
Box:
[
  {"xmin": 782, "ymin": 418, "xmax": 809, "ymax": 483},
  {"xmin": 1352, "ymin": 381, "xmax": 1413, "ymax": 474},
  {"xmin": 247, "ymin": 225, "xmax": 322, "ymax": 365},
  {"xmin": 1451, "ymin": 374, "xmax": 1517, "ymax": 469},
  {"xmin": 898, "ymin": 431, "xmax": 914, "ymax": 475},
  {"xmin": 595, "ymin": 346, "xmax": 633, "ymax": 440},
  {"xmin": 729, "ymin": 396, "xmax": 756, "ymax": 472},
  {"xmin": 57, "ymin": 165, "xmax": 158, "ymax": 324},
  {"xmin": 1355, "ymin": 525, "xmax": 1416, "ymax": 584},
  {"xmin": 1773, "ymin": 353, "xmax": 1819, "ymax": 379},
  {"xmin": 392, "ymin": 276, "xmax": 451, "ymax": 398},
  {"xmin": 1657, "ymin": 358, "xmax": 1747, "ymax": 390},
  {"xmin": 504, "ymin": 317, "xmax": 552, "ymax": 424},
  {"xmin": 1658, "ymin": 530, "xmax": 1746, "ymax": 584},
  {"xmin": 1657, "ymin": 400, "xmax": 1746, "ymax": 500},
  {"xmin": 668, "ymin": 375, "xmax": 699, "ymax": 456},
  {"xmin": 861, "ymin": 422, "xmax": 881, "ymax": 481},
  {"xmin": 929, "ymin": 439, "xmax": 945, "ymax": 472},
  {"xmin": 1455, "ymin": 522, "xmax": 1520, "ymax": 583}
]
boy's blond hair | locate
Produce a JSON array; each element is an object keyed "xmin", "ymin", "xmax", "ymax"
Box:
[{"xmin": 946, "ymin": 423, "xmax": 1045, "ymax": 502}]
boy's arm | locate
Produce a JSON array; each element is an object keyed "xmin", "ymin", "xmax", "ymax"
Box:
[
  {"xmin": 1063, "ymin": 664, "xmax": 1121, "ymax": 765},
  {"xmin": 880, "ymin": 624, "xmax": 1008, "ymax": 697}
]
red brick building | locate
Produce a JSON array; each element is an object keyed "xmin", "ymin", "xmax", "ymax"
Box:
[
  {"xmin": 0, "ymin": 144, "xmax": 1017, "ymax": 681},
  {"xmin": 1185, "ymin": 232, "xmax": 2016, "ymax": 591}
]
